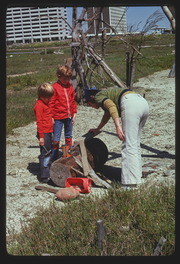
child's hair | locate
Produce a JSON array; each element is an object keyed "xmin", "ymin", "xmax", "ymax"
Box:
[
  {"xmin": 56, "ymin": 65, "xmax": 72, "ymax": 78},
  {"xmin": 38, "ymin": 83, "xmax": 54, "ymax": 99}
]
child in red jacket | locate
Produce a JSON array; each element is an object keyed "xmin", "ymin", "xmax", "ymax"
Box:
[
  {"xmin": 49, "ymin": 65, "xmax": 77, "ymax": 161},
  {"xmin": 34, "ymin": 83, "xmax": 54, "ymax": 183}
]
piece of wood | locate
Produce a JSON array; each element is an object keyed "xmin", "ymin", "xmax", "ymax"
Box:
[
  {"xmin": 79, "ymin": 139, "xmax": 91, "ymax": 176},
  {"xmin": 87, "ymin": 46, "xmax": 127, "ymax": 88},
  {"xmin": 71, "ymin": 166, "xmax": 85, "ymax": 176},
  {"xmin": 153, "ymin": 236, "xmax": 166, "ymax": 256},
  {"xmin": 35, "ymin": 185, "xmax": 59, "ymax": 193},
  {"xmin": 162, "ymin": 6, "xmax": 175, "ymax": 31},
  {"xmin": 88, "ymin": 169, "xmax": 111, "ymax": 188},
  {"xmin": 97, "ymin": 220, "xmax": 104, "ymax": 249},
  {"xmin": 50, "ymin": 159, "xmax": 73, "ymax": 187}
]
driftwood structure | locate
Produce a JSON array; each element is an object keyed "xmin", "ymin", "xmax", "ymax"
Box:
[
  {"xmin": 65, "ymin": 6, "xmax": 175, "ymax": 99},
  {"xmin": 65, "ymin": 7, "xmax": 129, "ymax": 102}
]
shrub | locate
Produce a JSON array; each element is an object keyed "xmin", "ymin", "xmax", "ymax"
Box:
[{"xmin": 7, "ymin": 184, "xmax": 175, "ymax": 256}]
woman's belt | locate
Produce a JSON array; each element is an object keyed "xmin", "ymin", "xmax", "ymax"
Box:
[
  {"xmin": 117, "ymin": 89, "xmax": 136, "ymax": 115},
  {"xmin": 120, "ymin": 88, "xmax": 136, "ymax": 98},
  {"xmin": 118, "ymin": 89, "xmax": 135, "ymax": 105},
  {"xmin": 122, "ymin": 90, "xmax": 136, "ymax": 97}
]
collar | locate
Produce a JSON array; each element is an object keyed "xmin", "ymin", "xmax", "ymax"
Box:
[{"xmin": 57, "ymin": 80, "xmax": 70, "ymax": 88}]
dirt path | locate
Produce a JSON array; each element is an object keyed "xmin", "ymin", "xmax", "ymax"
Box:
[
  {"xmin": 7, "ymin": 71, "xmax": 38, "ymax": 78},
  {"xmin": 6, "ymin": 69, "xmax": 175, "ymax": 237}
]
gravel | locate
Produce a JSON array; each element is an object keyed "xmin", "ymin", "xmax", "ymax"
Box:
[{"xmin": 6, "ymin": 69, "xmax": 175, "ymax": 237}]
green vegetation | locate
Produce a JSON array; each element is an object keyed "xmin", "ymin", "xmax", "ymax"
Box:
[
  {"xmin": 7, "ymin": 184, "xmax": 175, "ymax": 256},
  {"xmin": 6, "ymin": 35, "xmax": 175, "ymax": 134},
  {"xmin": 6, "ymin": 89, "xmax": 37, "ymax": 134}
]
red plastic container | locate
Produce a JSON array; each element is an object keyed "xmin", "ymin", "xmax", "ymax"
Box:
[{"xmin": 65, "ymin": 178, "xmax": 92, "ymax": 193}]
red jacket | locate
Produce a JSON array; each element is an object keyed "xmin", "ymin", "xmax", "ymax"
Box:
[
  {"xmin": 49, "ymin": 81, "xmax": 77, "ymax": 120},
  {"xmin": 34, "ymin": 99, "xmax": 53, "ymax": 138}
]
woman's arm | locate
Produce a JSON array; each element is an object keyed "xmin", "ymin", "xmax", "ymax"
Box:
[
  {"xmin": 103, "ymin": 99, "xmax": 125, "ymax": 141},
  {"xmin": 89, "ymin": 111, "xmax": 110, "ymax": 135}
]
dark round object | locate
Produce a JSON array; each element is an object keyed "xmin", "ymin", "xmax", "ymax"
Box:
[
  {"xmin": 84, "ymin": 138, "xmax": 108, "ymax": 171},
  {"xmin": 50, "ymin": 160, "xmax": 71, "ymax": 187}
]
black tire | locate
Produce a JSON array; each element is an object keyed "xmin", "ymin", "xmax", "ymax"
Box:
[{"xmin": 84, "ymin": 138, "xmax": 108, "ymax": 171}]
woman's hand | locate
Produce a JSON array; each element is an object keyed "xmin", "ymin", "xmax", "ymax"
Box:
[
  {"xmin": 88, "ymin": 128, "xmax": 100, "ymax": 136},
  {"xmin": 113, "ymin": 117, "xmax": 125, "ymax": 141},
  {"xmin": 116, "ymin": 126, "xmax": 125, "ymax": 141}
]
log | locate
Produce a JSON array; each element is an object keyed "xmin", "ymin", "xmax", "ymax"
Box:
[{"xmin": 50, "ymin": 157, "xmax": 75, "ymax": 187}]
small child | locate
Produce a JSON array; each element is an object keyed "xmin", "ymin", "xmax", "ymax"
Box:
[
  {"xmin": 49, "ymin": 65, "xmax": 77, "ymax": 161},
  {"xmin": 34, "ymin": 83, "xmax": 54, "ymax": 183}
]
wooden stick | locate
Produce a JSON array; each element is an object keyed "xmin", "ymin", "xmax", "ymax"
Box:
[
  {"xmin": 153, "ymin": 236, "xmax": 166, "ymax": 256},
  {"xmin": 71, "ymin": 166, "xmax": 85, "ymax": 176},
  {"xmin": 35, "ymin": 185, "xmax": 59, "ymax": 194},
  {"xmin": 97, "ymin": 220, "xmax": 104, "ymax": 249},
  {"xmin": 79, "ymin": 139, "xmax": 91, "ymax": 176},
  {"xmin": 88, "ymin": 169, "xmax": 111, "ymax": 188}
]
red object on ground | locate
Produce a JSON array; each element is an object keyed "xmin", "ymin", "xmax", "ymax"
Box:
[{"xmin": 65, "ymin": 178, "xmax": 92, "ymax": 193}]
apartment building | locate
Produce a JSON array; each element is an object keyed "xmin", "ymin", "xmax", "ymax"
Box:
[
  {"xmin": 6, "ymin": 7, "xmax": 69, "ymax": 44},
  {"xmin": 87, "ymin": 6, "xmax": 127, "ymax": 35}
]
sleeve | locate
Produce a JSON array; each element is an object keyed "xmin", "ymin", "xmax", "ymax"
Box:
[
  {"xmin": 70, "ymin": 87, "xmax": 77, "ymax": 114},
  {"xmin": 34, "ymin": 104, "xmax": 44, "ymax": 138},
  {"xmin": 103, "ymin": 99, "xmax": 119, "ymax": 120},
  {"xmin": 49, "ymin": 86, "xmax": 56, "ymax": 118}
]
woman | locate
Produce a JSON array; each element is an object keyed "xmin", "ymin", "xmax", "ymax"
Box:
[{"xmin": 85, "ymin": 87, "xmax": 149, "ymax": 189}]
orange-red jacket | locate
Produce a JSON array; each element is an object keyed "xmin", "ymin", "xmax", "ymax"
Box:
[
  {"xmin": 34, "ymin": 99, "xmax": 53, "ymax": 138},
  {"xmin": 49, "ymin": 81, "xmax": 77, "ymax": 120}
]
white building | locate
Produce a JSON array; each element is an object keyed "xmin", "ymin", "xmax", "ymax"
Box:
[
  {"xmin": 87, "ymin": 6, "xmax": 127, "ymax": 35},
  {"xmin": 6, "ymin": 7, "xmax": 69, "ymax": 44},
  {"xmin": 109, "ymin": 7, "xmax": 127, "ymax": 34}
]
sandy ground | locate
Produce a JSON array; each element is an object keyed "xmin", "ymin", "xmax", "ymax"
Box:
[{"xmin": 6, "ymin": 69, "xmax": 175, "ymax": 239}]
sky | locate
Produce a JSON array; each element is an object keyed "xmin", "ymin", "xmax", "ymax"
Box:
[
  {"xmin": 67, "ymin": 6, "xmax": 170, "ymax": 32},
  {"xmin": 126, "ymin": 6, "xmax": 170, "ymax": 31}
]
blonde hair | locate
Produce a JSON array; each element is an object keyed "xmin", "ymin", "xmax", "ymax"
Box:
[
  {"xmin": 38, "ymin": 83, "xmax": 54, "ymax": 99},
  {"xmin": 56, "ymin": 65, "xmax": 72, "ymax": 78}
]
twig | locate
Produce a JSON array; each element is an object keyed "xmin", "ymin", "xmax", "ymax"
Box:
[
  {"xmin": 97, "ymin": 220, "xmax": 104, "ymax": 250},
  {"xmin": 153, "ymin": 236, "xmax": 166, "ymax": 256}
]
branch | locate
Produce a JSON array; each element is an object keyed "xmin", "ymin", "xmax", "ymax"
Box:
[
  {"xmin": 72, "ymin": 7, "xmax": 88, "ymax": 41},
  {"xmin": 162, "ymin": 6, "xmax": 175, "ymax": 31},
  {"xmin": 94, "ymin": 7, "xmax": 104, "ymax": 46},
  {"xmin": 141, "ymin": 10, "xmax": 164, "ymax": 34},
  {"xmin": 95, "ymin": 18, "xmax": 142, "ymax": 56}
]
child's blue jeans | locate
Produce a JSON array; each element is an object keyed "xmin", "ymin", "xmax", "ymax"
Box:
[
  {"xmin": 52, "ymin": 118, "xmax": 73, "ymax": 161},
  {"xmin": 38, "ymin": 132, "xmax": 52, "ymax": 181},
  {"xmin": 53, "ymin": 118, "xmax": 73, "ymax": 142}
]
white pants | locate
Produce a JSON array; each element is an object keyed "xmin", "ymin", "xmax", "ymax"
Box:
[{"xmin": 120, "ymin": 93, "xmax": 149, "ymax": 185}]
